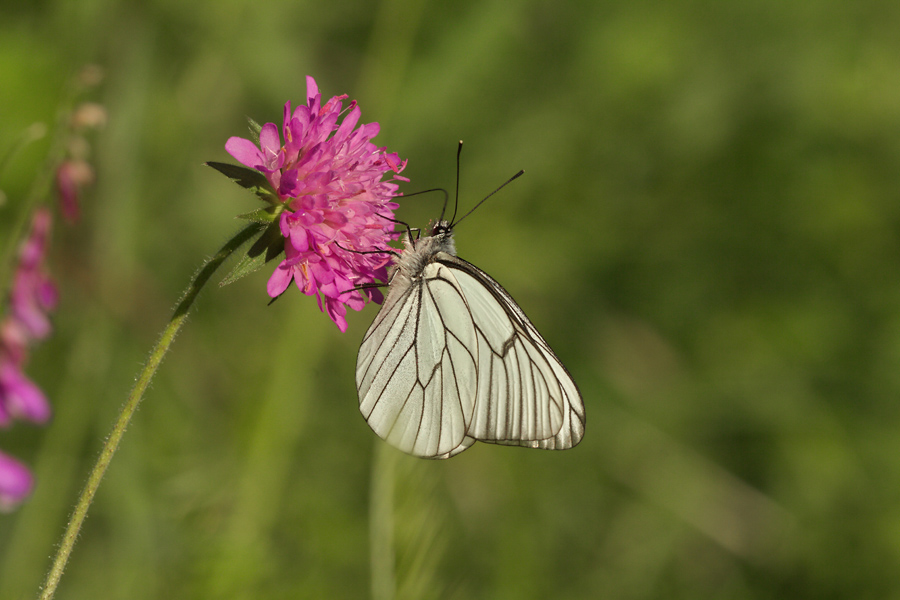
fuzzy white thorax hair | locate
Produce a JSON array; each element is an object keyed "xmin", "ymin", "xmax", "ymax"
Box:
[{"xmin": 393, "ymin": 220, "xmax": 458, "ymax": 280}]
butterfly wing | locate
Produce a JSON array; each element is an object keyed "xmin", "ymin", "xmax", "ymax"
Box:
[
  {"xmin": 357, "ymin": 262, "xmax": 479, "ymax": 458},
  {"xmin": 357, "ymin": 243, "xmax": 585, "ymax": 458},
  {"xmin": 437, "ymin": 256, "xmax": 585, "ymax": 450}
]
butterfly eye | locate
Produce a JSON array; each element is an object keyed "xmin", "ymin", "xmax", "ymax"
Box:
[{"xmin": 430, "ymin": 220, "xmax": 451, "ymax": 238}]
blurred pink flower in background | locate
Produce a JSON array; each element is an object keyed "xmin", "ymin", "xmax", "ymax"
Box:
[
  {"xmin": 0, "ymin": 452, "xmax": 33, "ymax": 512},
  {"xmin": 55, "ymin": 159, "xmax": 94, "ymax": 224},
  {"xmin": 0, "ymin": 208, "xmax": 57, "ymax": 511},
  {"xmin": 55, "ymin": 101, "xmax": 105, "ymax": 224}
]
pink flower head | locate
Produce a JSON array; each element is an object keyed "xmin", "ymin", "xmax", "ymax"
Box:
[
  {"xmin": 225, "ymin": 76, "xmax": 407, "ymax": 331},
  {"xmin": 0, "ymin": 451, "xmax": 34, "ymax": 512}
]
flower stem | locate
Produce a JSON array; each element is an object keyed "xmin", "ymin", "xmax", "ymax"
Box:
[{"xmin": 38, "ymin": 223, "xmax": 263, "ymax": 600}]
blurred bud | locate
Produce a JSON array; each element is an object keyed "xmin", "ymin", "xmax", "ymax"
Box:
[
  {"xmin": 56, "ymin": 160, "xmax": 94, "ymax": 224},
  {"xmin": 71, "ymin": 103, "xmax": 107, "ymax": 131},
  {"xmin": 77, "ymin": 64, "xmax": 104, "ymax": 88}
]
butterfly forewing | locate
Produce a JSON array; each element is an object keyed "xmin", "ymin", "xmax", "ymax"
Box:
[
  {"xmin": 358, "ymin": 261, "xmax": 478, "ymax": 458},
  {"xmin": 357, "ymin": 283, "xmax": 416, "ymax": 410}
]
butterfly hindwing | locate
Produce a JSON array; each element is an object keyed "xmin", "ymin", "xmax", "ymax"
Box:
[
  {"xmin": 438, "ymin": 256, "xmax": 585, "ymax": 450},
  {"xmin": 357, "ymin": 260, "xmax": 478, "ymax": 458}
]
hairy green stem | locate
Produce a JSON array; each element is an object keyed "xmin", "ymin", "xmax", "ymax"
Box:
[{"xmin": 38, "ymin": 223, "xmax": 262, "ymax": 600}]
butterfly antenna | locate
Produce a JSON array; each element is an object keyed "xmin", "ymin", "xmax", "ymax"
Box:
[
  {"xmin": 334, "ymin": 240, "xmax": 400, "ymax": 259},
  {"xmin": 375, "ymin": 212, "xmax": 412, "ymax": 239},
  {"xmin": 383, "ymin": 186, "xmax": 449, "ymax": 244},
  {"xmin": 445, "ymin": 140, "xmax": 464, "ymax": 226},
  {"xmin": 402, "ymin": 187, "xmax": 449, "ymax": 202},
  {"xmin": 453, "ymin": 168, "xmax": 525, "ymax": 227}
]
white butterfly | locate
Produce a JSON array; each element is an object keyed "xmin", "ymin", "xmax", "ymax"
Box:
[{"xmin": 356, "ymin": 215, "xmax": 585, "ymax": 459}]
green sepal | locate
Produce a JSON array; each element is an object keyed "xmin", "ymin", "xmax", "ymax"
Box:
[
  {"xmin": 206, "ymin": 161, "xmax": 278, "ymax": 204},
  {"xmin": 246, "ymin": 118, "xmax": 262, "ymax": 145},
  {"xmin": 236, "ymin": 206, "xmax": 280, "ymax": 224},
  {"xmin": 219, "ymin": 221, "xmax": 285, "ymax": 287}
]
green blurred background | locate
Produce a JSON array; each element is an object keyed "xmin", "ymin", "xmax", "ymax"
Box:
[{"xmin": 3, "ymin": 0, "xmax": 900, "ymax": 598}]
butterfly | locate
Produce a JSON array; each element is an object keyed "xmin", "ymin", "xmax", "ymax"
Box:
[{"xmin": 356, "ymin": 174, "xmax": 585, "ymax": 459}]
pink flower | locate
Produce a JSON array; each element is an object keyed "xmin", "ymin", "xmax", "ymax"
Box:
[
  {"xmin": 225, "ymin": 76, "xmax": 407, "ymax": 331},
  {"xmin": 9, "ymin": 209, "xmax": 58, "ymax": 340},
  {"xmin": 0, "ymin": 360, "xmax": 52, "ymax": 426},
  {"xmin": 1, "ymin": 208, "xmax": 57, "ymax": 510},
  {"xmin": 0, "ymin": 452, "xmax": 34, "ymax": 512},
  {"xmin": 1, "ymin": 208, "xmax": 55, "ymax": 421}
]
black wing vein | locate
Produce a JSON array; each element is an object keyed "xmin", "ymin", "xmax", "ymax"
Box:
[{"xmin": 438, "ymin": 256, "xmax": 585, "ymax": 450}]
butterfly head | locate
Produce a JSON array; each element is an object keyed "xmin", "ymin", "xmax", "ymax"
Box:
[{"xmin": 429, "ymin": 219, "xmax": 454, "ymax": 240}]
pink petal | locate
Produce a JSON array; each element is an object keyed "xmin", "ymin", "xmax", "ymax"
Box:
[
  {"xmin": 225, "ymin": 137, "xmax": 264, "ymax": 168},
  {"xmin": 289, "ymin": 224, "xmax": 309, "ymax": 252},
  {"xmin": 323, "ymin": 298, "xmax": 348, "ymax": 333},
  {"xmin": 258, "ymin": 123, "xmax": 282, "ymax": 157},
  {"xmin": 266, "ymin": 262, "xmax": 294, "ymax": 298},
  {"xmin": 367, "ymin": 287, "xmax": 384, "ymax": 305},
  {"xmin": 384, "ymin": 152, "xmax": 406, "ymax": 173},
  {"xmin": 282, "ymin": 101, "xmax": 293, "ymax": 141},
  {"xmin": 291, "ymin": 104, "xmax": 311, "ymax": 128},
  {"xmin": 305, "ymin": 76, "xmax": 319, "ymax": 106},
  {"xmin": 334, "ymin": 104, "xmax": 361, "ymax": 143},
  {"xmin": 278, "ymin": 212, "xmax": 292, "ymax": 239},
  {"xmin": 278, "ymin": 169, "xmax": 301, "ymax": 198}
]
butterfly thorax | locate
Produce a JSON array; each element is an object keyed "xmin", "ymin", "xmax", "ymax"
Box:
[{"xmin": 395, "ymin": 220, "xmax": 457, "ymax": 280}]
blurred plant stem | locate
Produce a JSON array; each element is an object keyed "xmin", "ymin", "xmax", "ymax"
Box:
[
  {"xmin": 205, "ymin": 286, "xmax": 323, "ymax": 598},
  {"xmin": 358, "ymin": 1, "xmax": 425, "ymax": 597},
  {"xmin": 370, "ymin": 442, "xmax": 398, "ymax": 600},
  {"xmin": 37, "ymin": 222, "xmax": 262, "ymax": 600},
  {"xmin": 0, "ymin": 68, "xmax": 86, "ymax": 294},
  {"xmin": 0, "ymin": 122, "xmax": 47, "ymax": 182},
  {"xmin": 0, "ymin": 121, "xmax": 57, "ymax": 295}
]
